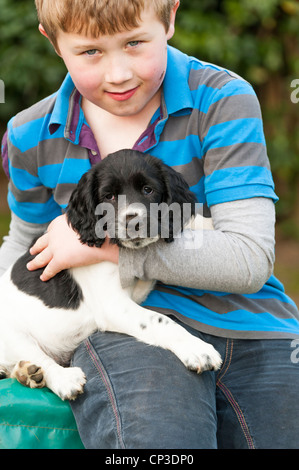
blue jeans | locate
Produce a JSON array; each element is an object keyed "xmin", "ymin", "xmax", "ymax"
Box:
[{"xmin": 70, "ymin": 319, "xmax": 299, "ymax": 449}]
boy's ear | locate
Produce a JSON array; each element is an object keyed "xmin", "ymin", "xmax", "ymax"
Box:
[
  {"xmin": 38, "ymin": 24, "xmax": 61, "ymax": 56},
  {"xmin": 166, "ymin": 1, "xmax": 180, "ymax": 40},
  {"xmin": 38, "ymin": 24, "xmax": 49, "ymax": 39}
]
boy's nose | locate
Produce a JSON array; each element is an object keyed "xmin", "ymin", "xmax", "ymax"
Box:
[{"xmin": 104, "ymin": 55, "xmax": 133, "ymax": 85}]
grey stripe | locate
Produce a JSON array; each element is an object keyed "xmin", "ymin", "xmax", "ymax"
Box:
[
  {"xmin": 172, "ymin": 157, "xmax": 203, "ymax": 187},
  {"xmin": 160, "ymin": 113, "xmax": 198, "ymax": 142},
  {"xmin": 7, "ymin": 141, "xmax": 38, "ymax": 176},
  {"xmin": 38, "ymin": 138, "xmax": 70, "ymax": 166},
  {"xmin": 204, "ymin": 142, "xmax": 270, "ymax": 176},
  {"xmin": 9, "ymin": 137, "xmax": 89, "ymax": 174},
  {"xmin": 160, "ymin": 93, "xmax": 261, "ymax": 146},
  {"xmin": 188, "ymin": 66, "xmax": 236, "ymax": 91},
  {"xmin": 154, "ymin": 284, "xmax": 298, "ymax": 320},
  {"xmin": 54, "ymin": 183, "xmax": 78, "ymax": 207},
  {"xmin": 10, "ymin": 181, "xmax": 79, "ymax": 207},
  {"xmin": 9, "ymin": 180, "xmax": 53, "ymax": 204},
  {"xmin": 144, "ymin": 306, "xmax": 298, "ymax": 340},
  {"xmin": 12, "ymin": 94, "xmax": 57, "ymax": 129},
  {"xmin": 8, "ymin": 138, "xmax": 69, "ymax": 175},
  {"xmin": 199, "ymin": 93, "xmax": 262, "ymax": 140},
  {"xmin": 38, "ymin": 139, "xmax": 89, "ymax": 167}
]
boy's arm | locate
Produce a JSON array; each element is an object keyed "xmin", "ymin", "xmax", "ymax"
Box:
[
  {"xmin": 0, "ymin": 212, "xmax": 49, "ymax": 276},
  {"xmin": 118, "ymin": 197, "xmax": 275, "ymax": 294},
  {"xmin": 27, "ymin": 214, "xmax": 119, "ymax": 281}
]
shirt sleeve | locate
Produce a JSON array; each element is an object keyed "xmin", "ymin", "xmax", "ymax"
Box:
[
  {"xmin": 4, "ymin": 117, "xmax": 62, "ymax": 224},
  {"xmin": 118, "ymin": 197, "xmax": 275, "ymax": 294},
  {"xmin": 200, "ymin": 78, "xmax": 278, "ymax": 206},
  {"xmin": 0, "ymin": 211, "xmax": 49, "ymax": 276},
  {"xmin": 1, "ymin": 129, "xmax": 9, "ymax": 178}
]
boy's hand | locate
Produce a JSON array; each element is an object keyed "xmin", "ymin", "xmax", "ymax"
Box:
[{"xmin": 26, "ymin": 214, "xmax": 119, "ymax": 281}]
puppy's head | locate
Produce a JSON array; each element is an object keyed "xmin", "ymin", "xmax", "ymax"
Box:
[{"xmin": 66, "ymin": 149, "xmax": 198, "ymax": 249}]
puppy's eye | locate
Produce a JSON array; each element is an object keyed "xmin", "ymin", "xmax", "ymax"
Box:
[
  {"xmin": 143, "ymin": 186, "xmax": 153, "ymax": 196},
  {"xmin": 104, "ymin": 193, "xmax": 115, "ymax": 201}
]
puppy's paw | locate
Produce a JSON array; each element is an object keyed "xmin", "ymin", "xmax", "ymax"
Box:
[
  {"xmin": 176, "ymin": 338, "xmax": 222, "ymax": 373},
  {"xmin": 12, "ymin": 360, "xmax": 46, "ymax": 388},
  {"xmin": 45, "ymin": 366, "xmax": 86, "ymax": 401},
  {"xmin": 0, "ymin": 367, "xmax": 8, "ymax": 380}
]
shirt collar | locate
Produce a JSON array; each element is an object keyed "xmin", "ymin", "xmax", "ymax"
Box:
[
  {"xmin": 163, "ymin": 46, "xmax": 193, "ymax": 115},
  {"xmin": 49, "ymin": 74, "xmax": 76, "ymax": 129}
]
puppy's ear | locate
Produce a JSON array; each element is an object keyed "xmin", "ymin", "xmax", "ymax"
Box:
[
  {"xmin": 162, "ymin": 165, "xmax": 197, "ymax": 207},
  {"xmin": 160, "ymin": 164, "xmax": 198, "ymax": 243},
  {"xmin": 66, "ymin": 169, "xmax": 106, "ymax": 248}
]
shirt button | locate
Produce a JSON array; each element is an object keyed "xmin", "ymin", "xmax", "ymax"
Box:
[{"xmin": 91, "ymin": 150, "xmax": 97, "ymax": 156}]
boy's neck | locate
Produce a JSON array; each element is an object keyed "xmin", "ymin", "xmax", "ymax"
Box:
[{"xmin": 82, "ymin": 92, "xmax": 161, "ymax": 158}]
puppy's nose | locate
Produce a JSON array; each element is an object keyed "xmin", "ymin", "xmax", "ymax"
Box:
[{"xmin": 125, "ymin": 213, "xmax": 139, "ymax": 228}]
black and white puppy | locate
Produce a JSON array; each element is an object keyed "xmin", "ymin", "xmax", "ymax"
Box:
[{"xmin": 0, "ymin": 150, "xmax": 221, "ymax": 400}]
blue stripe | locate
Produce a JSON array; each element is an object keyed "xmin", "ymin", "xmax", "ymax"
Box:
[
  {"xmin": 206, "ymin": 184, "xmax": 278, "ymax": 206},
  {"xmin": 9, "ymin": 116, "xmax": 65, "ymax": 153},
  {"xmin": 205, "ymin": 165, "xmax": 275, "ymax": 191},
  {"xmin": 202, "ymin": 118, "xmax": 266, "ymax": 154},
  {"xmin": 190, "ymin": 177, "xmax": 206, "ymax": 203},
  {"xmin": 8, "ymin": 189, "xmax": 62, "ymax": 224},
  {"xmin": 38, "ymin": 163, "xmax": 63, "ymax": 189},
  {"xmin": 246, "ymin": 275, "xmax": 297, "ymax": 308},
  {"xmin": 57, "ymin": 159, "xmax": 91, "ymax": 185},
  {"xmin": 38, "ymin": 159, "xmax": 91, "ymax": 188},
  {"xmin": 205, "ymin": 166, "xmax": 278, "ymax": 205},
  {"xmin": 220, "ymin": 79, "xmax": 255, "ymax": 97},
  {"xmin": 8, "ymin": 162, "xmax": 40, "ymax": 191},
  {"xmin": 171, "ymin": 280, "xmax": 296, "ymax": 306},
  {"xmin": 142, "ymin": 290, "xmax": 299, "ymax": 334},
  {"xmin": 151, "ymin": 135, "xmax": 202, "ymax": 166}
]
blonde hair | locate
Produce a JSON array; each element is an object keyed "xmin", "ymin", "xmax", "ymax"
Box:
[{"xmin": 35, "ymin": 0, "xmax": 176, "ymax": 48}]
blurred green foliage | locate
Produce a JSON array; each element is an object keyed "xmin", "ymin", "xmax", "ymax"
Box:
[
  {"xmin": 0, "ymin": 0, "xmax": 299, "ymax": 225},
  {"xmin": 171, "ymin": 0, "xmax": 299, "ymax": 225},
  {"xmin": 0, "ymin": 0, "xmax": 66, "ymax": 122}
]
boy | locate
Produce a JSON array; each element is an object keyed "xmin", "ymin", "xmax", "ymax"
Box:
[{"xmin": 1, "ymin": 0, "xmax": 299, "ymax": 448}]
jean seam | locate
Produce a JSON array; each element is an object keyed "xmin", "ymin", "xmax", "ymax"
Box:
[
  {"xmin": 216, "ymin": 380, "xmax": 255, "ymax": 449},
  {"xmin": 216, "ymin": 339, "xmax": 255, "ymax": 449},
  {"xmin": 216, "ymin": 338, "xmax": 233, "ymax": 382},
  {"xmin": 84, "ymin": 338, "xmax": 125, "ymax": 449}
]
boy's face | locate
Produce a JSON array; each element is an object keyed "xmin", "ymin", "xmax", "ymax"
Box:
[{"xmin": 53, "ymin": 4, "xmax": 178, "ymax": 118}]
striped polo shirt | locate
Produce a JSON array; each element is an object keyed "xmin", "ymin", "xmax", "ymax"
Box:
[{"xmin": 1, "ymin": 45, "xmax": 299, "ymax": 338}]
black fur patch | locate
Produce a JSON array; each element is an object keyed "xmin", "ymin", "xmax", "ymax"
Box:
[{"xmin": 11, "ymin": 250, "xmax": 83, "ymax": 310}]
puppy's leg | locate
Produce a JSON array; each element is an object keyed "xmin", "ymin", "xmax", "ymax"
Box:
[
  {"xmin": 9, "ymin": 341, "xmax": 86, "ymax": 400},
  {"xmin": 131, "ymin": 279, "xmax": 156, "ymax": 304},
  {"xmin": 11, "ymin": 361, "xmax": 46, "ymax": 388},
  {"xmin": 99, "ymin": 297, "xmax": 222, "ymax": 373},
  {"xmin": 12, "ymin": 357, "xmax": 86, "ymax": 401}
]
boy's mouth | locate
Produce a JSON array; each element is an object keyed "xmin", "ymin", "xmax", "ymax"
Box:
[{"xmin": 105, "ymin": 86, "xmax": 139, "ymax": 102}]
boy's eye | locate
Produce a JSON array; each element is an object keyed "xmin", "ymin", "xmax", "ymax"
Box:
[
  {"xmin": 85, "ymin": 49, "xmax": 99, "ymax": 56},
  {"xmin": 127, "ymin": 41, "xmax": 140, "ymax": 48}
]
